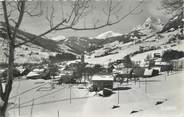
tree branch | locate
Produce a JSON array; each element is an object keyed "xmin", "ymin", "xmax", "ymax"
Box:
[
  {"xmin": 15, "ymin": 1, "xmax": 142, "ymax": 47},
  {"xmin": 56, "ymin": 2, "xmax": 141, "ymax": 31},
  {"xmin": 2, "ymin": 1, "xmax": 12, "ymax": 41},
  {"xmin": 24, "ymin": 1, "xmax": 43, "ymax": 17},
  {"xmin": 12, "ymin": 1, "xmax": 25, "ymax": 40}
]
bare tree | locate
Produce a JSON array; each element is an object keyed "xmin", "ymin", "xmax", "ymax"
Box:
[
  {"xmin": 0, "ymin": 0, "xmax": 143, "ymax": 116},
  {"xmin": 161, "ymin": 0, "xmax": 184, "ymax": 33}
]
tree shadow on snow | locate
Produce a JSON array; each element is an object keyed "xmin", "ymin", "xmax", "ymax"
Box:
[
  {"xmin": 113, "ymin": 87, "xmax": 131, "ymax": 91},
  {"xmin": 130, "ymin": 109, "xmax": 143, "ymax": 114},
  {"xmin": 139, "ymin": 80, "xmax": 161, "ymax": 83}
]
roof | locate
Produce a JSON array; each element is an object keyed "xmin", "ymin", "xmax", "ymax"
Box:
[
  {"xmin": 155, "ymin": 61, "xmax": 169, "ymax": 65},
  {"xmin": 92, "ymin": 75, "xmax": 114, "ymax": 81},
  {"xmin": 26, "ymin": 71, "xmax": 40, "ymax": 77},
  {"xmin": 144, "ymin": 68, "xmax": 153, "ymax": 76}
]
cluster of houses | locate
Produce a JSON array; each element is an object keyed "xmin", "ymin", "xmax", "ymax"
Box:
[{"xmin": 0, "ymin": 51, "xmax": 184, "ymax": 97}]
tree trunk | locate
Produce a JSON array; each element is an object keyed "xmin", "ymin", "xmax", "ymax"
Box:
[
  {"xmin": 0, "ymin": 104, "xmax": 6, "ymax": 117},
  {"xmin": 0, "ymin": 40, "xmax": 15, "ymax": 117}
]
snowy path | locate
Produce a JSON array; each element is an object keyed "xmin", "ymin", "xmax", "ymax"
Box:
[{"xmin": 7, "ymin": 70, "xmax": 184, "ymax": 117}]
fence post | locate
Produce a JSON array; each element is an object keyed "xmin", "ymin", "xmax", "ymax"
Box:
[
  {"xmin": 57, "ymin": 110, "xmax": 60, "ymax": 117},
  {"xmin": 19, "ymin": 97, "xmax": 20, "ymax": 117},
  {"xmin": 70, "ymin": 84, "xmax": 72, "ymax": 104},
  {"xmin": 145, "ymin": 78, "xmax": 147, "ymax": 93},
  {"xmin": 31, "ymin": 97, "xmax": 34, "ymax": 117}
]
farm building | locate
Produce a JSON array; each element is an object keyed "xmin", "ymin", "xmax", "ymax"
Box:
[
  {"xmin": 171, "ymin": 58, "xmax": 184, "ymax": 71},
  {"xmin": 154, "ymin": 61, "xmax": 171, "ymax": 72},
  {"xmin": 144, "ymin": 68, "xmax": 159, "ymax": 77},
  {"xmin": 132, "ymin": 67, "xmax": 145, "ymax": 77},
  {"xmin": 113, "ymin": 67, "xmax": 132, "ymax": 82},
  {"xmin": 91, "ymin": 75, "xmax": 114, "ymax": 91},
  {"xmin": 154, "ymin": 53, "xmax": 162, "ymax": 58}
]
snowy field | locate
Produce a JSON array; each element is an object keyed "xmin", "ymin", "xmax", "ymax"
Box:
[{"xmin": 7, "ymin": 70, "xmax": 184, "ymax": 117}]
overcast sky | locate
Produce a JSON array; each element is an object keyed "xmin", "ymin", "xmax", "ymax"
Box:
[{"xmin": 7, "ymin": 0, "xmax": 171, "ymax": 38}]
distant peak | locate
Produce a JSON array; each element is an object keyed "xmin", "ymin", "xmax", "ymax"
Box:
[
  {"xmin": 94, "ymin": 31, "xmax": 122, "ymax": 39},
  {"xmin": 51, "ymin": 35, "xmax": 66, "ymax": 41},
  {"xmin": 132, "ymin": 16, "xmax": 163, "ymax": 33}
]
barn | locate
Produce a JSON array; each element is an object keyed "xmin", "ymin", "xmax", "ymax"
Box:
[
  {"xmin": 91, "ymin": 75, "xmax": 114, "ymax": 91},
  {"xmin": 171, "ymin": 58, "xmax": 184, "ymax": 71}
]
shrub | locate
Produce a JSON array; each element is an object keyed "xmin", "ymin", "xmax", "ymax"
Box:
[
  {"xmin": 49, "ymin": 53, "xmax": 76, "ymax": 62},
  {"xmin": 162, "ymin": 50, "xmax": 184, "ymax": 61}
]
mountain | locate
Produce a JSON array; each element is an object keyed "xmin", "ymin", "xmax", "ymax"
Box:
[
  {"xmin": 94, "ymin": 31, "xmax": 122, "ymax": 39},
  {"xmin": 58, "ymin": 36, "xmax": 103, "ymax": 54},
  {"xmin": 86, "ymin": 15, "xmax": 184, "ymax": 65},
  {"xmin": 0, "ymin": 22, "xmax": 78, "ymax": 64},
  {"xmin": 133, "ymin": 16, "xmax": 163, "ymax": 35},
  {"xmin": 57, "ymin": 32, "xmax": 134, "ymax": 54},
  {"xmin": 0, "ymin": 22, "xmax": 66, "ymax": 53},
  {"xmin": 1, "ymin": 13, "xmax": 183, "ymax": 64}
]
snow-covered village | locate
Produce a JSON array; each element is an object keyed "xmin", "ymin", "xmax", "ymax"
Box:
[{"xmin": 0, "ymin": 0, "xmax": 184, "ymax": 117}]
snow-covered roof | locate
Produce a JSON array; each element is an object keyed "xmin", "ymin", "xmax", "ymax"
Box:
[
  {"xmin": 85, "ymin": 64, "xmax": 95, "ymax": 68},
  {"xmin": 154, "ymin": 58, "xmax": 162, "ymax": 62},
  {"xmin": 92, "ymin": 75, "xmax": 113, "ymax": 81},
  {"xmin": 144, "ymin": 68, "xmax": 153, "ymax": 76},
  {"xmin": 155, "ymin": 61, "xmax": 169, "ymax": 65},
  {"xmin": 33, "ymin": 69, "xmax": 44, "ymax": 72},
  {"xmin": 26, "ymin": 72, "xmax": 40, "ymax": 77},
  {"xmin": 16, "ymin": 66, "xmax": 25, "ymax": 73}
]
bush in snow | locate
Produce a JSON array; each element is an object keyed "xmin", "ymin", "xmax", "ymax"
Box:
[
  {"xmin": 49, "ymin": 53, "xmax": 76, "ymax": 62},
  {"xmin": 123, "ymin": 55, "xmax": 133, "ymax": 68},
  {"xmin": 162, "ymin": 50, "xmax": 184, "ymax": 61}
]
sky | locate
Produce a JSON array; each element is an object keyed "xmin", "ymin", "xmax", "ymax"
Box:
[{"xmin": 1, "ymin": 0, "xmax": 171, "ymax": 38}]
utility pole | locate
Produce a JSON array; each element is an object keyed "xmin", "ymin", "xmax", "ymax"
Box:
[
  {"xmin": 31, "ymin": 97, "xmax": 34, "ymax": 117},
  {"xmin": 182, "ymin": 0, "xmax": 184, "ymax": 35},
  {"xmin": 57, "ymin": 110, "xmax": 60, "ymax": 117},
  {"xmin": 19, "ymin": 97, "xmax": 21, "ymax": 116},
  {"xmin": 117, "ymin": 83, "xmax": 120, "ymax": 105},
  {"xmin": 70, "ymin": 84, "xmax": 72, "ymax": 104},
  {"xmin": 145, "ymin": 78, "xmax": 147, "ymax": 93}
]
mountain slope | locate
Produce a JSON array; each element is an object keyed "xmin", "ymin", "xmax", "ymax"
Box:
[
  {"xmin": 160, "ymin": 12, "xmax": 183, "ymax": 33},
  {"xmin": 0, "ymin": 22, "xmax": 66, "ymax": 53},
  {"xmin": 0, "ymin": 22, "xmax": 78, "ymax": 64},
  {"xmin": 86, "ymin": 15, "xmax": 184, "ymax": 65}
]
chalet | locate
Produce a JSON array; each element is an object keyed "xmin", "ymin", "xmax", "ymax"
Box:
[
  {"xmin": 154, "ymin": 61, "xmax": 171, "ymax": 72},
  {"xmin": 154, "ymin": 53, "xmax": 161, "ymax": 58},
  {"xmin": 91, "ymin": 75, "xmax": 114, "ymax": 91},
  {"xmin": 171, "ymin": 58, "xmax": 184, "ymax": 71},
  {"xmin": 144, "ymin": 68, "xmax": 159, "ymax": 77}
]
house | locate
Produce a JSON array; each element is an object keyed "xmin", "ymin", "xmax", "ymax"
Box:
[
  {"xmin": 154, "ymin": 61, "xmax": 170, "ymax": 72},
  {"xmin": 171, "ymin": 57, "xmax": 184, "ymax": 71},
  {"xmin": 144, "ymin": 68, "xmax": 159, "ymax": 77},
  {"xmin": 132, "ymin": 67, "xmax": 145, "ymax": 77},
  {"xmin": 113, "ymin": 67, "xmax": 132, "ymax": 81},
  {"xmin": 26, "ymin": 68, "xmax": 51, "ymax": 80},
  {"xmin": 154, "ymin": 53, "xmax": 162, "ymax": 58},
  {"xmin": 91, "ymin": 75, "xmax": 114, "ymax": 91}
]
